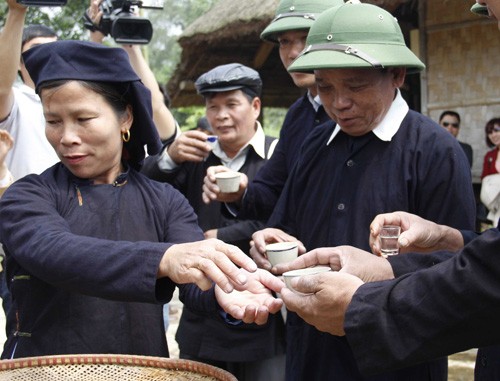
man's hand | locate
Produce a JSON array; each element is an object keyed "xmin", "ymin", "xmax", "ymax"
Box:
[
  {"xmin": 215, "ymin": 269, "xmax": 285, "ymax": 325},
  {"xmin": 167, "ymin": 130, "xmax": 212, "ymax": 164},
  {"xmin": 370, "ymin": 211, "xmax": 464, "ymax": 255},
  {"xmin": 280, "ymin": 271, "xmax": 363, "ymax": 336},
  {"xmin": 159, "ymin": 239, "xmax": 257, "ymax": 293},
  {"xmin": 274, "ymin": 246, "xmax": 395, "ymax": 283},
  {"xmin": 202, "ymin": 165, "xmax": 248, "ymax": 204},
  {"xmin": 248, "ymin": 228, "xmax": 305, "ymax": 272}
]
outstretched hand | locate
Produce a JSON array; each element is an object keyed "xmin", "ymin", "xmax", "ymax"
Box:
[
  {"xmin": 215, "ymin": 269, "xmax": 285, "ymax": 325},
  {"xmin": 279, "ymin": 271, "xmax": 363, "ymax": 336},
  {"xmin": 250, "ymin": 228, "xmax": 306, "ymax": 272},
  {"xmin": 370, "ymin": 211, "xmax": 464, "ymax": 255},
  {"xmin": 274, "ymin": 246, "xmax": 394, "ymax": 283},
  {"xmin": 159, "ymin": 239, "xmax": 257, "ymax": 293}
]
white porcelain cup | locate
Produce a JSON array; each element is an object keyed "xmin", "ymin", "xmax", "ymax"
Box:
[
  {"xmin": 265, "ymin": 241, "xmax": 299, "ymax": 267},
  {"xmin": 206, "ymin": 135, "xmax": 218, "ymax": 149},
  {"xmin": 283, "ymin": 266, "xmax": 332, "ymax": 293},
  {"xmin": 215, "ymin": 171, "xmax": 241, "ymax": 193}
]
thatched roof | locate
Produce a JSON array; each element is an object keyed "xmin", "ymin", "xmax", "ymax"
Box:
[{"xmin": 167, "ymin": 0, "xmax": 415, "ymax": 108}]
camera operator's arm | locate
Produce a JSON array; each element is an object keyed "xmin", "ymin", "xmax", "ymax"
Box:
[
  {"xmin": 0, "ymin": 0, "xmax": 27, "ymax": 121},
  {"xmin": 86, "ymin": 0, "xmax": 177, "ymax": 142},
  {"xmin": 86, "ymin": 0, "xmax": 107, "ymax": 44},
  {"xmin": 121, "ymin": 44, "xmax": 177, "ymax": 142}
]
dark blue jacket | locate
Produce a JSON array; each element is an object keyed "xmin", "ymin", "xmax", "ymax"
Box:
[
  {"xmin": 346, "ymin": 226, "xmax": 500, "ymax": 379},
  {"xmin": 240, "ymin": 94, "xmax": 329, "ymax": 221},
  {"xmin": 269, "ymin": 110, "xmax": 476, "ymax": 380},
  {"xmin": 0, "ymin": 164, "xmax": 204, "ymax": 359}
]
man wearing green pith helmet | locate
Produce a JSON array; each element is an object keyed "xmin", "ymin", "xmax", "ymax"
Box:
[{"xmin": 260, "ymin": 2, "xmax": 476, "ymax": 380}]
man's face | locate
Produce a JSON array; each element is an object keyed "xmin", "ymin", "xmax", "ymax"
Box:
[
  {"xmin": 315, "ymin": 67, "xmax": 406, "ymax": 136},
  {"xmin": 277, "ymin": 30, "xmax": 316, "ymax": 90},
  {"xmin": 440, "ymin": 114, "xmax": 460, "ymax": 138},
  {"xmin": 205, "ymin": 89, "xmax": 260, "ymax": 152}
]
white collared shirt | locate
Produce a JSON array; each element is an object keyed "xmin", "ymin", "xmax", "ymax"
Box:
[
  {"xmin": 326, "ymin": 89, "xmax": 409, "ymax": 145},
  {"xmin": 307, "ymin": 91, "xmax": 323, "ymax": 113}
]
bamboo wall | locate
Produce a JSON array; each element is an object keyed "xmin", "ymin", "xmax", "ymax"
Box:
[{"xmin": 424, "ymin": 1, "xmax": 500, "ymax": 182}]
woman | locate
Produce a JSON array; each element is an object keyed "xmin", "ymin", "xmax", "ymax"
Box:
[
  {"xmin": 480, "ymin": 117, "xmax": 500, "ymax": 226},
  {"xmin": 0, "ymin": 40, "xmax": 283, "ymax": 359},
  {"xmin": 481, "ymin": 117, "xmax": 500, "ymax": 179}
]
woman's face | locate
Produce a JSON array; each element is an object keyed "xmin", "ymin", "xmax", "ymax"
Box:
[
  {"xmin": 488, "ymin": 123, "xmax": 500, "ymax": 148},
  {"xmin": 42, "ymin": 81, "xmax": 133, "ymax": 184}
]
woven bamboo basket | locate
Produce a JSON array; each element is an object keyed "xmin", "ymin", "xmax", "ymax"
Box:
[{"xmin": 0, "ymin": 354, "xmax": 237, "ymax": 381}]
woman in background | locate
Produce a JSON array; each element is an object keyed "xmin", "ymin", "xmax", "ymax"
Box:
[{"xmin": 480, "ymin": 117, "xmax": 500, "ymax": 225}]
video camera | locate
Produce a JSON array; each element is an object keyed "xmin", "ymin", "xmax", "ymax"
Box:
[
  {"xmin": 15, "ymin": 0, "xmax": 162, "ymax": 45},
  {"xmin": 89, "ymin": 0, "xmax": 164, "ymax": 45},
  {"xmin": 82, "ymin": 0, "xmax": 163, "ymax": 45}
]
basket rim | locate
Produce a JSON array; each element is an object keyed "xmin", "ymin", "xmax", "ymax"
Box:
[{"xmin": 0, "ymin": 354, "xmax": 237, "ymax": 381}]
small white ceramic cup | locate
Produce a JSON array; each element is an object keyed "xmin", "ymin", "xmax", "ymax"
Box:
[
  {"xmin": 265, "ymin": 241, "xmax": 299, "ymax": 267},
  {"xmin": 206, "ymin": 135, "xmax": 218, "ymax": 149},
  {"xmin": 215, "ymin": 171, "xmax": 241, "ymax": 193},
  {"xmin": 283, "ymin": 266, "xmax": 332, "ymax": 293}
]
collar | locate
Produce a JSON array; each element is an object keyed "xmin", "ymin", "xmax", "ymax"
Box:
[
  {"xmin": 67, "ymin": 162, "xmax": 130, "ymax": 186},
  {"xmin": 212, "ymin": 121, "xmax": 267, "ymax": 162},
  {"xmin": 307, "ymin": 90, "xmax": 323, "ymax": 112},
  {"xmin": 326, "ymin": 89, "xmax": 408, "ymax": 146}
]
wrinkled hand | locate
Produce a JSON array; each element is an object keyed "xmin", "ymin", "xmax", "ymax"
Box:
[
  {"xmin": 215, "ymin": 269, "xmax": 285, "ymax": 325},
  {"xmin": 159, "ymin": 238, "xmax": 257, "ymax": 293},
  {"xmin": 250, "ymin": 228, "xmax": 306, "ymax": 272},
  {"xmin": 370, "ymin": 211, "xmax": 464, "ymax": 255},
  {"xmin": 274, "ymin": 246, "xmax": 394, "ymax": 283},
  {"xmin": 167, "ymin": 130, "xmax": 212, "ymax": 164},
  {"xmin": 280, "ymin": 271, "xmax": 363, "ymax": 336},
  {"xmin": 202, "ymin": 165, "xmax": 248, "ymax": 204}
]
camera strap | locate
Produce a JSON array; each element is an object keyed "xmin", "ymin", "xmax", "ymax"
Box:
[{"xmin": 83, "ymin": 10, "xmax": 104, "ymax": 34}]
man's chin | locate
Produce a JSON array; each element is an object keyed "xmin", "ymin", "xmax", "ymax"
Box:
[{"xmin": 290, "ymin": 73, "xmax": 315, "ymax": 89}]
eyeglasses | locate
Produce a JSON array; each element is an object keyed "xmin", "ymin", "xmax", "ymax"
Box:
[
  {"xmin": 442, "ymin": 122, "xmax": 459, "ymax": 128},
  {"xmin": 489, "ymin": 126, "xmax": 500, "ymax": 133}
]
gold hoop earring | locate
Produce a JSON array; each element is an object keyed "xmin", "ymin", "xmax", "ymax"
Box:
[{"xmin": 122, "ymin": 130, "xmax": 131, "ymax": 142}]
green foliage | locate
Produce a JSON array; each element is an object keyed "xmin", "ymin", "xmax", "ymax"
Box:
[
  {"xmin": 171, "ymin": 106, "xmax": 205, "ymax": 131},
  {"xmin": 262, "ymin": 107, "xmax": 287, "ymax": 138},
  {"xmin": 145, "ymin": 0, "xmax": 217, "ymax": 84},
  {"xmin": 0, "ymin": 0, "xmax": 88, "ymax": 41}
]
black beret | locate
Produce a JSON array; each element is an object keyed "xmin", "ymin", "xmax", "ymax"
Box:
[
  {"xmin": 22, "ymin": 40, "xmax": 162, "ymax": 170},
  {"xmin": 195, "ymin": 63, "xmax": 262, "ymax": 98}
]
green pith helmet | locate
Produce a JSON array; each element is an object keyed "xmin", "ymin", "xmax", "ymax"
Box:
[
  {"xmin": 470, "ymin": 3, "xmax": 489, "ymax": 16},
  {"xmin": 260, "ymin": 0, "xmax": 347, "ymax": 43},
  {"xmin": 288, "ymin": 2, "xmax": 425, "ymax": 73}
]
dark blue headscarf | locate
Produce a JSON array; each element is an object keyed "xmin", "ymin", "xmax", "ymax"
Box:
[{"xmin": 22, "ymin": 40, "xmax": 162, "ymax": 170}]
